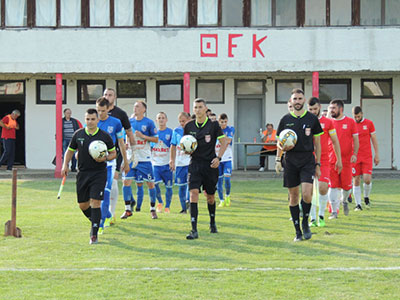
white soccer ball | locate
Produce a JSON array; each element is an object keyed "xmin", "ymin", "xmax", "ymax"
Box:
[
  {"xmin": 278, "ymin": 129, "xmax": 297, "ymax": 149},
  {"xmin": 179, "ymin": 135, "xmax": 198, "ymax": 153},
  {"xmin": 88, "ymin": 140, "xmax": 107, "ymax": 160}
]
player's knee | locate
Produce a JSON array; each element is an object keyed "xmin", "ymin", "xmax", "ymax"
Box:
[{"xmin": 79, "ymin": 202, "xmax": 90, "ymax": 211}]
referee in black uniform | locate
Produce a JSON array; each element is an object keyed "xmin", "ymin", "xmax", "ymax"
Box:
[
  {"xmin": 275, "ymin": 89, "xmax": 323, "ymax": 242},
  {"xmin": 184, "ymin": 98, "xmax": 228, "ymax": 239},
  {"xmin": 62, "ymin": 109, "xmax": 116, "ymax": 244}
]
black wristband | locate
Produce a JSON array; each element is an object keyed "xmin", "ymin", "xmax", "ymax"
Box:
[
  {"xmin": 315, "ymin": 162, "xmax": 321, "ymax": 167},
  {"xmin": 217, "ymin": 156, "xmax": 222, "ymax": 161}
]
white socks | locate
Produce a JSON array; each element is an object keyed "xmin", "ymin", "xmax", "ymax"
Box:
[
  {"xmin": 110, "ymin": 179, "xmax": 119, "ymax": 217},
  {"xmin": 353, "ymin": 185, "xmax": 362, "ymax": 205},
  {"xmin": 363, "ymin": 183, "xmax": 372, "ymax": 198},
  {"xmin": 329, "ymin": 188, "xmax": 339, "ymax": 213},
  {"xmin": 318, "ymin": 194, "xmax": 328, "ymax": 217}
]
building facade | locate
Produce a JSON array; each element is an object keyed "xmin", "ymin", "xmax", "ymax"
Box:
[{"xmin": 0, "ymin": 0, "xmax": 399, "ymax": 170}]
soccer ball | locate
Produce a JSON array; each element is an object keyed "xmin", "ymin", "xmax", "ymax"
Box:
[
  {"xmin": 278, "ymin": 129, "xmax": 297, "ymax": 149},
  {"xmin": 180, "ymin": 135, "xmax": 198, "ymax": 153},
  {"xmin": 88, "ymin": 140, "xmax": 107, "ymax": 159}
]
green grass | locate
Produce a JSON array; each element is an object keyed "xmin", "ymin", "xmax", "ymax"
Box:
[{"xmin": 1, "ymin": 178, "xmax": 399, "ymax": 299}]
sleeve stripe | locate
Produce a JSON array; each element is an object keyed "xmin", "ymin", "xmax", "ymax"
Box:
[
  {"xmin": 68, "ymin": 147, "xmax": 77, "ymax": 152},
  {"xmin": 108, "ymin": 147, "xmax": 116, "ymax": 152},
  {"xmin": 217, "ymin": 135, "xmax": 225, "ymax": 140},
  {"xmin": 314, "ymin": 132, "xmax": 324, "ymax": 137}
]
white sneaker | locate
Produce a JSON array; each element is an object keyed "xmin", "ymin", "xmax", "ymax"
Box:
[{"xmin": 259, "ymin": 167, "xmax": 265, "ymax": 172}]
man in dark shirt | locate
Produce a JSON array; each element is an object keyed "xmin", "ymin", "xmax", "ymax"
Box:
[
  {"xmin": 62, "ymin": 108, "xmax": 82, "ymax": 172},
  {"xmin": 61, "ymin": 109, "xmax": 116, "ymax": 245},
  {"xmin": 184, "ymin": 98, "xmax": 228, "ymax": 240},
  {"xmin": 275, "ymin": 89, "xmax": 323, "ymax": 242}
]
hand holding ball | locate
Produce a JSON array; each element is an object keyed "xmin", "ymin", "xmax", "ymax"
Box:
[
  {"xmin": 89, "ymin": 140, "xmax": 108, "ymax": 160},
  {"xmin": 179, "ymin": 135, "xmax": 197, "ymax": 154},
  {"xmin": 278, "ymin": 129, "xmax": 297, "ymax": 151}
]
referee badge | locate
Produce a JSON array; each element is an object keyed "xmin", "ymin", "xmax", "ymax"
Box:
[
  {"xmin": 305, "ymin": 128, "xmax": 311, "ymax": 136},
  {"xmin": 205, "ymin": 135, "xmax": 211, "ymax": 143}
]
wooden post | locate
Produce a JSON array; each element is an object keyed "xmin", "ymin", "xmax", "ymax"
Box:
[{"xmin": 4, "ymin": 168, "xmax": 22, "ymax": 237}]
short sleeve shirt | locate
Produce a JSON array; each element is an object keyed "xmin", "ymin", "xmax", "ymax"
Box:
[
  {"xmin": 184, "ymin": 118, "xmax": 224, "ymax": 162},
  {"xmin": 98, "ymin": 116, "xmax": 123, "ymax": 144},
  {"xmin": 329, "ymin": 116, "xmax": 358, "ymax": 165},
  {"xmin": 151, "ymin": 127, "xmax": 173, "ymax": 166},
  {"xmin": 108, "ymin": 106, "xmax": 131, "ymax": 131},
  {"xmin": 215, "ymin": 126, "xmax": 235, "ymax": 162},
  {"xmin": 319, "ymin": 116, "xmax": 336, "ymax": 163},
  {"xmin": 69, "ymin": 128, "xmax": 115, "ymax": 172},
  {"xmin": 356, "ymin": 118, "xmax": 376, "ymax": 161},
  {"xmin": 130, "ymin": 117, "xmax": 158, "ymax": 162},
  {"xmin": 277, "ymin": 111, "xmax": 323, "ymax": 153}
]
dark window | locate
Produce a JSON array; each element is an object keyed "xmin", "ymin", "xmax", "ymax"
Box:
[
  {"xmin": 319, "ymin": 79, "xmax": 351, "ymax": 104},
  {"xmin": 237, "ymin": 80, "xmax": 265, "ymax": 95},
  {"xmin": 0, "ymin": 81, "xmax": 25, "ymax": 96},
  {"xmin": 361, "ymin": 79, "xmax": 392, "ymax": 98},
  {"xmin": 36, "ymin": 80, "xmax": 67, "ymax": 104},
  {"xmin": 275, "ymin": 80, "xmax": 304, "ymax": 103},
  {"xmin": 116, "ymin": 80, "xmax": 146, "ymax": 98},
  {"xmin": 156, "ymin": 80, "xmax": 183, "ymax": 104},
  {"xmin": 196, "ymin": 80, "xmax": 224, "ymax": 103},
  {"xmin": 77, "ymin": 80, "xmax": 105, "ymax": 104}
]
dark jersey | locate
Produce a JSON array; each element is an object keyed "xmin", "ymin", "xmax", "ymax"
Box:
[
  {"xmin": 184, "ymin": 118, "xmax": 224, "ymax": 162},
  {"xmin": 68, "ymin": 128, "xmax": 115, "ymax": 172},
  {"xmin": 277, "ymin": 111, "xmax": 323, "ymax": 153},
  {"xmin": 108, "ymin": 106, "xmax": 131, "ymax": 131}
]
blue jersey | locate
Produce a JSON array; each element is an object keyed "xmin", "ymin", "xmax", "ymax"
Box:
[
  {"xmin": 151, "ymin": 127, "xmax": 173, "ymax": 166},
  {"xmin": 98, "ymin": 116, "xmax": 123, "ymax": 144},
  {"xmin": 130, "ymin": 117, "xmax": 158, "ymax": 162},
  {"xmin": 216, "ymin": 126, "xmax": 235, "ymax": 162},
  {"xmin": 171, "ymin": 126, "xmax": 190, "ymax": 167}
]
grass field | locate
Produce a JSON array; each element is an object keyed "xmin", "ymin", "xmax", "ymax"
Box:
[{"xmin": 1, "ymin": 177, "xmax": 399, "ymax": 299}]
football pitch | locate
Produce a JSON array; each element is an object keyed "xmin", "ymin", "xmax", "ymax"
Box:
[{"xmin": 1, "ymin": 177, "xmax": 399, "ymax": 299}]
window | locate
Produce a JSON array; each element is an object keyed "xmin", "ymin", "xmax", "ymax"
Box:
[
  {"xmin": 156, "ymin": 80, "xmax": 183, "ymax": 104},
  {"xmin": 385, "ymin": 0, "xmax": 400, "ymax": 25},
  {"xmin": 168, "ymin": 0, "xmax": 188, "ymax": 26},
  {"xmin": 305, "ymin": 0, "xmax": 326, "ymax": 26},
  {"xmin": 143, "ymin": 0, "xmax": 163, "ymax": 26},
  {"xmin": 237, "ymin": 81, "xmax": 264, "ymax": 95},
  {"xmin": 275, "ymin": 80, "xmax": 304, "ymax": 103},
  {"xmin": 360, "ymin": 0, "xmax": 381, "ymax": 25},
  {"xmin": 197, "ymin": 0, "xmax": 218, "ymax": 26},
  {"xmin": 196, "ymin": 80, "xmax": 224, "ymax": 104},
  {"xmin": 6, "ymin": 0, "xmax": 27, "ymax": 26},
  {"xmin": 0, "ymin": 81, "xmax": 25, "ymax": 95},
  {"xmin": 115, "ymin": 0, "xmax": 134, "ymax": 26},
  {"xmin": 361, "ymin": 79, "xmax": 392, "ymax": 98},
  {"xmin": 330, "ymin": 0, "xmax": 352, "ymax": 26},
  {"xmin": 276, "ymin": 0, "xmax": 296, "ymax": 26},
  {"xmin": 77, "ymin": 80, "xmax": 105, "ymax": 104},
  {"xmin": 90, "ymin": 0, "xmax": 110, "ymax": 27},
  {"xmin": 117, "ymin": 80, "xmax": 146, "ymax": 98},
  {"xmin": 251, "ymin": 0, "xmax": 272, "ymax": 26},
  {"xmin": 36, "ymin": 0, "xmax": 56, "ymax": 26},
  {"xmin": 319, "ymin": 79, "xmax": 351, "ymax": 104},
  {"xmin": 36, "ymin": 80, "xmax": 67, "ymax": 104},
  {"xmin": 61, "ymin": 0, "xmax": 81, "ymax": 26},
  {"xmin": 222, "ymin": 0, "xmax": 243, "ymax": 26}
]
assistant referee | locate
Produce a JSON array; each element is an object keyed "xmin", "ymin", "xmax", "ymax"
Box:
[
  {"xmin": 184, "ymin": 98, "xmax": 228, "ymax": 240},
  {"xmin": 62, "ymin": 108, "xmax": 116, "ymax": 245},
  {"xmin": 275, "ymin": 89, "xmax": 323, "ymax": 242}
]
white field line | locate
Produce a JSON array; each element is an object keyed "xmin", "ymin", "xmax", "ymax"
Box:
[{"xmin": 1, "ymin": 267, "xmax": 400, "ymax": 272}]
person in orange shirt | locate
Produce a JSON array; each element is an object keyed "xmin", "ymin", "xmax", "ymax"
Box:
[
  {"xmin": 0, "ymin": 110, "xmax": 20, "ymax": 171},
  {"xmin": 259, "ymin": 123, "xmax": 277, "ymax": 172}
]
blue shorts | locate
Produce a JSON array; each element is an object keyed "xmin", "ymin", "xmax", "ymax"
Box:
[
  {"xmin": 218, "ymin": 161, "xmax": 232, "ymax": 177},
  {"xmin": 123, "ymin": 161, "xmax": 154, "ymax": 183},
  {"xmin": 153, "ymin": 165, "xmax": 173, "ymax": 187},
  {"xmin": 175, "ymin": 166, "xmax": 188, "ymax": 186}
]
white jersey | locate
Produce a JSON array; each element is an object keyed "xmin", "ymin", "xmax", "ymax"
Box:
[
  {"xmin": 129, "ymin": 117, "xmax": 158, "ymax": 162},
  {"xmin": 171, "ymin": 126, "xmax": 190, "ymax": 167},
  {"xmin": 215, "ymin": 126, "xmax": 235, "ymax": 162},
  {"xmin": 151, "ymin": 128, "xmax": 173, "ymax": 166}
]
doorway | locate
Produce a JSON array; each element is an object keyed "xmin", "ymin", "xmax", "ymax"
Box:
[
  {"xmin": 361, "ymin": 98, "xmax": 392, "ymax": 169},
  {"xmin": 0, "ymin": 81, "xmax": 26, "ymax": 166}
]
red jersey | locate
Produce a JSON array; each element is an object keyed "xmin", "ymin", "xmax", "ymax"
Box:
[
  {"xmin": 1, "ymin": 115, "xmax": 17, "ymax": 139},
  {"xmin": 329, "ymin": 116, "xmax": 358, "ymax": 165},
  {"xmin": 319, "ymin": 115, "xmax": 336, "ymax": 163},
  {"xmin": 356, "ymin": 118, "xmax": 375, "ymax": 161}
]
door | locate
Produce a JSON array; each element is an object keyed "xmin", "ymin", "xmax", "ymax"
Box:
[
  {"xmin": 362, "ymin": 98, "xmax": 392, "ymax": 169},
  {"xmin": 236, "ymin": 97, "xmax": 264, "ymax": 169}
]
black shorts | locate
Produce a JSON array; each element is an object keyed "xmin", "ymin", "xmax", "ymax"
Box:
[
  {"xmin": 283, "ymin": 152, "xmax": 315, "ymax": 188},
  {"xmin": 188, "ymin": 160, "xmax": 219, "ymax": 195},
  {"xmin": 76, "ymin": 170, "xmax": 107, "ymax": 203}
]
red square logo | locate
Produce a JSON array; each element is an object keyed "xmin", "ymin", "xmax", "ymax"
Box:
[{"xmin": 200, "ymin": 34, "xmax": 218, "ymax": 57}]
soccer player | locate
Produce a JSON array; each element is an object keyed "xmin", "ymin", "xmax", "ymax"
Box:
[
  {"xmin": 215, "ymin": 113, "xmax": 235, "ymax": 207},
  {"xmin": 328, "ymin": 99, "xmax": 359, "ymax": 219},
  {"xmin": 352, "ymin": 106, "xmax": 380, "ymax": 210},
  {"xmin": 61, "ymin": 109, "xmax": 116, "ymax": 244},
  {"xmin": 103, "ymin": 88, "xmax": 136, "ymax": 222},
  {"xmin": 307, "ymin": 97, "xmax": 342, "ymax": 227},
  {"xmin": 122, "ymin": 101, "xmax": 159, "ymax": 219},
  {"xmin": 169, "ymin": 112, "xmax": 191, "ymax": 214},
  {"xmin": 275, "ymin": 89, "xmax": 323, "ymax": 242},
  {"xmin": 151, "ymin": 112, "xmax": 173, "ymax": 213},
  {"xmin": 96, "ymin": 97, "xmax": 130, "ymax": 234},
  {"xmin": 184, "ymin": 98, "xmax": 228, "ymax": 239}
]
